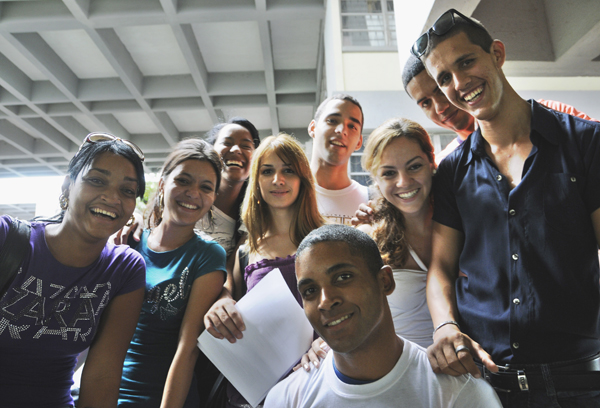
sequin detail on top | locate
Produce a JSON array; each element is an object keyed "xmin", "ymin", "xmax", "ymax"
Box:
[{"xmin": 146, "ymin": 267, "xmax": 192, "ymax": 320}]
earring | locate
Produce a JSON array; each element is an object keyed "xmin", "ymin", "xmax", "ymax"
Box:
[
  {"xmin": 59, "ymin": 194, "xmax": 69, "ymax": 210},
  {"xmin": 158, "ymin": 190, "xmax": 164, "ymax": 214},
  {"xmin": 432, "ymin": 168, "xmax": 437, "ymax": 176},
  {"xmin": 126, "ymin": 215, "xmax": 135, "ymax": 226},
  {"xmin": 209, "ymin": 207, "xmax": 215, "ymax": 222}
]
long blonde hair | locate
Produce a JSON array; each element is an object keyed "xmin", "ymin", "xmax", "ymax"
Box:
[
  {"xmin": 362, "ymin": 118, "xmax": 435, "ymax": 267},
  {"xmin": 241, "ymin": 134, "xmax": 324, "ymax": 254}
]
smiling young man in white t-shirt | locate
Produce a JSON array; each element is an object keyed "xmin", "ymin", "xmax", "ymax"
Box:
[
  {"xmin": 264, "ymin": 225, "xmax": 500, "ymax": 408},
  {"xmin": 308, "ymin": 94, "xmax": 369, "ymax": 225}
]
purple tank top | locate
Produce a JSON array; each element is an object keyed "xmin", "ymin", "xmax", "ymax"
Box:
[{"xmin": 243, "ymin": 254, "xmax": 301, "ymax": 306}]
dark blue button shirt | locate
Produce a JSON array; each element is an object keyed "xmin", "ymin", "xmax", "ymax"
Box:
[{"xmin": 433, "ymin": 100, "xmax": 600, "ymax": 365}]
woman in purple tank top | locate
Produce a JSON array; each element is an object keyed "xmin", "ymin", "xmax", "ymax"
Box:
[{"xmin": 204, "ymin": 134, "xmax": 324, "ymax": 408}]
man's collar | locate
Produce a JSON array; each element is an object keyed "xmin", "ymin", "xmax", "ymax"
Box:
[
  {"xmin": 465, "ymin": 99, "xmax": 558, "ymax": 165},
  {"xmin": 465, "ymin": 128, "xmax": 485, "ymax": 165},
  {"xmin": 529, "ymin": 99, "xmax": 559, "ymax": 145}
]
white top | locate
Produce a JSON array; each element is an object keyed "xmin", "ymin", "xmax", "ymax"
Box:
[
  {"xmin": 195, "ymin": 206, "xmax": 243, "ymax": 256},
  {"xmin": 264, "ymin": 339, "xmax": 501, "ymax": 408},
  {"xmin": 315, "ymin": 180, "xmax": 369, "ymax": 225},
  {"xmin": 388, "ymin": 247, "xmax": 434, "ymax": 348}
]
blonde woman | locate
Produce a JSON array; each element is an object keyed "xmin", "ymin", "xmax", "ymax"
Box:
[{"xmin": 204, "ymin": 133, "xmax": 324, "ymax": 408}]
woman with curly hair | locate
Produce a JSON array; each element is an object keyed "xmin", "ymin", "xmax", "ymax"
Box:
[{"xmin": 358, "ymin": 117, "xmax": 436, "ymax": 348}]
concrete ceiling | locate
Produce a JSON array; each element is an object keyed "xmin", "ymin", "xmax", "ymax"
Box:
[
  {"xmin": 1, "ymin": 0, "xmax": 598, "ymax": 182},
  {"xmin": 0, "ymin": 0, "xmax": 325, "ymax": 179},
  {"xmin": 422, "ymin": 0, "xmax": 600, "ymax": 77}
]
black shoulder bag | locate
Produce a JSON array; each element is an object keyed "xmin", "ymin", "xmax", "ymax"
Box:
[{"xmin": 0, "ymin": 217, "xmax": 32, "ymax": 297}]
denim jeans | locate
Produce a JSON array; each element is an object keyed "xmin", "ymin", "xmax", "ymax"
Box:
[{"xmin": 495, "ymin": 364, "xmax": 600, "ymax": 407}]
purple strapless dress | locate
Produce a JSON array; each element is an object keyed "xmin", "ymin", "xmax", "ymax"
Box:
[{"xmin": 243, "ymin": 254, "xmax": 301, "ymax": 306}]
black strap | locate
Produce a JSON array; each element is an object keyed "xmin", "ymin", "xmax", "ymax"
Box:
[{"xmin": 0, "ymin": 217, "xmax": 32, "ymax": 296}]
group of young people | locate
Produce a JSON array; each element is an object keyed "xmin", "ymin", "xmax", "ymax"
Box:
[{"xmin": 1, "ymin": 7, "xmax": 599, "ymax": 408}]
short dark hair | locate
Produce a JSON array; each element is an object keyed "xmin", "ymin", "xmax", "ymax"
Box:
[
  {"xmin": 205, "ymin": 117, "xmax": 261, "ymax": 149},
  {"xmin": 402, "ymin": 55, "xmax": 426, "ymax": 94},
  {"xmin": 424, "ymin": 11, "xmax": 493, "ymax": 58},
  {"xmin": 313, "ymin": 94, "xmax": 364, "ymax": 132},
  {"xmin": 296, "ymin": 224, "xmax": 383, "ymax": 276}
]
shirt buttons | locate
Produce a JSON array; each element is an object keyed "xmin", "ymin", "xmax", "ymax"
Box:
[
  {"xmin": 512, "ymin": 253, "xmax": 519, "ymax": 261},
  {"xmin": 496, "ymin": 174, "xmax": 503, "ymax": 181},
  {"xmin": 513, "ymin": 298, "xmax": 521, "ymax": 305},
  {"xmin": 512, "ymin": 342, "xmax": 520, "ymax": 349},
  {"xmin": 509, "ymin": 209, "xmax": 516, "ymax": 216},
  {"xmin": 570, "ymin": 177, "xmax": 576, "ymax": 182}
]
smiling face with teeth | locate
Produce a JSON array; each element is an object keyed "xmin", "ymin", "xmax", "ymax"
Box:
[
  {"xmin": 159, "ymin": 159, "xmax": 218, "ymax": 227},
  {"xmin": 297, "ymin": 241, "xmax": 395, "ymax": 355},
  {"xmin": 62, "ymin": 152, "xmax": 139, "ymax": 242},
  {"xmin": 213, "ymin": 124, "xmax": 256, "ymax": 183},
  {"xmin": 423, "ymin": 31, "xmax": 507, "ymax": 122},
  {"xmin": 308, "ymin": 99, "xmax": 363, "ymax": 169},
  {"xmin": 374, "ymin": 137, "xmax": 434, "ymax": 218}
]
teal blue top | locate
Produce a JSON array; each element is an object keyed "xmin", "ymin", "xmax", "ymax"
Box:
[{"xmin": 119, "ymin": 230, "xmax": 226, "ymax": 407}]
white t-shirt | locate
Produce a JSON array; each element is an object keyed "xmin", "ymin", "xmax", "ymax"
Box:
[
  {"xmin": 195, "ymin": 206, "xmax": 245, "ymax": 257},
  {"xmin": 264, "ymin": 339, "xmax": 501, "ymax": 408},
  {"xmin": 315, "ymin": 180, "xmax": 369, "ymax": 225},
  {"xmin": 389, "ymin": 247, "xmax": 434, "ymax": 348}
]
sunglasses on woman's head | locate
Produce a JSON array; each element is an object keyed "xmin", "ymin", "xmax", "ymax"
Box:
[
  {"xmin": 411, "ymin": 9, "xmax": 479, "ymax": 59},
  {"xmin": 76, "ymin": 132, "xmax": 145, "ymax": 162}
]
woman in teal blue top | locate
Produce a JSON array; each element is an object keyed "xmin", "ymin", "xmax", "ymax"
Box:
[{"xmin": 119, "ymin": 139, "xmax": 227, "ymax": 407}]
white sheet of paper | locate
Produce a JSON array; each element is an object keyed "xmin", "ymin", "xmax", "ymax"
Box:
[{"xmin": 198, "ymin": 269, "xmax": 313, "ymax": 408}]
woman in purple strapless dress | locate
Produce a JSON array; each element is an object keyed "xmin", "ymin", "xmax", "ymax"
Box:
[{"xmin": 204, "ymin": 133, "xmax": 324, "ymax": 408}]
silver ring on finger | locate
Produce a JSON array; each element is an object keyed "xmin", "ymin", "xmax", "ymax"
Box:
[{"xmin": 455, "ymin": 345, "xmax": 470, "ymax": 355}]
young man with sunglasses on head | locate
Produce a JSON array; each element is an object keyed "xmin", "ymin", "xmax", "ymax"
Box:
[
  {"xmin": 414, "ymin": 9, "xmax": 600, "ymax": 407},
  {"xmin": 402, "ymin": 55, "xmax": 596, "ymax": 165}
]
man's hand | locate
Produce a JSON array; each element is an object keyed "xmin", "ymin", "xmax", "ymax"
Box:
[
  {"xmin": 351, "ymin": 200, "xmax": 376, "ymax": 226},
  {"xmin": 204, "ymin": 298, "xmax": 246, "ymax": 343},
  {"xmin": 111, "ymin": 211, "xmax": 143, "ymax": 244},
  {"xmin": 426, "ymin": 325, "xmax": 497, "ymax": 378},
  {"xmin": 293, "ymin": 337, "xmax": 330, "ymax": 372}
]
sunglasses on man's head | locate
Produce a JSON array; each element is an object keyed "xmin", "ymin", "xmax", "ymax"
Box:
[
  {"xmin": 410, "ymin": 9, "xmax": 478, "ymax": 59},
  {"xmin": 76, "ymin": 132, "xmax": 145, "ymax": 162}
]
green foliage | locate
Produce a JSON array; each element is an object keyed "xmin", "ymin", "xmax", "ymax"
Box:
[{"xmin": 137, "ymin": 180, "xmax": 158, "ymax": 214}]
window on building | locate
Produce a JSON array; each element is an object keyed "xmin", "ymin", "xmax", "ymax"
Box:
[
  {"xmin": 341, "ymin": 0, "xmax": 396, "ymax": 51},
  {"xmin": 349, "ymin": 144, "xmax": 371, "ymax": 186}
]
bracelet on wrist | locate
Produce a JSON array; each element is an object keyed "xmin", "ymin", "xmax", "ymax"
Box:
[{"xmin": 433, "ymin": 320, "xmax": 461, "ymax": 337}]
